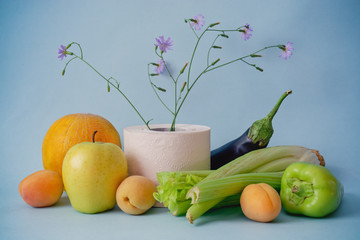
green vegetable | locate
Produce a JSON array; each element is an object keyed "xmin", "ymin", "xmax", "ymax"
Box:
[
  {"xmin": 280, "ymin": 162, "xmax": 343, "ymax": 217},
  {"xmin": 154, "ymin": 170, "xmax": 242, "ymax": 216},
  {"xmin": 154, "ymin": 171, "xmax": 283, "ymax": 216},
  {"xmin": 186, "ymin": 146, "xmax": 325, "ymax": 223},
  {"xmin": 154, "ymin": 171, "xmax": 209, "ymax": 216},
  {"xmin": 188, "ymin": 172, "xmax": 283, "ymax": 204}
]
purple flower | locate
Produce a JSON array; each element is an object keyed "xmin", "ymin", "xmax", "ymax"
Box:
[
  {"xmin": 190, "ymin": 14, "xmax": 205, "ymax": 31},
  {"xmin": 240, "ymin": 23, "xmax": 253, "ymax": 41},
  {"xmin": 154, "ymin": 59, "xmax": 165, "ymax": 74},
  {"xmin": 279, "ymin": 42, "xmax": 294, "ymax": 60},
  {"xmin": 155, "ymin": 36, "xmax": 173, "ymax": 53},
  {"xmin": 58, "ymin": 45, "xmax": 67, "ymax": 60}
]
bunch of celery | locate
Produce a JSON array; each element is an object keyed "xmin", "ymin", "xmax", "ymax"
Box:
[
  {"xmin": 154, "ymin": 145, "xmax": 325, "ymax": 223},
  {"xmin": 154, "ymin": 171, "xmax": 209, "ymax": 216},
  {"xmin": 154, "ymin": 171, "xmax": 282, "ymax": 216}
]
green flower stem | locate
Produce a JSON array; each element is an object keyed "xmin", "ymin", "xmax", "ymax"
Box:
[
  {"xmin": 62, "ymin": 56, "xmax": 77, "ymax": 75},
  {"xmin": 172, "ymin": 73, "xmax": 184, "ymax": 130},
  {"xmin": 69, "ymin": 53, "xmax": 151, "ymax": 130},
  {"xmin": 186, "ymin": 19, "xmax": 200, "ymax": 39},
  {"xmin": 207, "ymin": 29, "xmax": 243, "ymax": 32},
  {"xmin": 155, "ymin": 48, "xmax": 188, "ymax": 131},
  {"xmin": 186, "ymin": 26, "xmax": 210, "ymax": 91},
  {"xmin": 239, "ymin": 58, "xmax": 257, "ymax": 68},
  {"xmin": 67, "ymin": 42, "xmax": 83, "ymax": 58},
  {"xmin": 190, "ymin": 24, "xmax": 199, "ymax": 39},
  {"xmin": 206, "ymin": 45, "xmax": 282, "ymax": 73},
  {"xmin": 147, "ymin": 64, "xmax": 175, "ymax": 116},
  {"xmin": 170, "ymin": 25, "xmax": 257, "ymax": 131},
  {"xmin": 207, "ymin": 25, "xmax": 246, "ymax": 32},
  {"xmin": 207, "ymin": 35, "xmax": 221, "ymax": 66},
  {"xmin": 155, "ymin": 49, "xmax": 176, "ymax": 84},
  {"xmin": 170, "ymin": 45, "xmax": 281, "ymax": 131},
  {"xmin": 158, "ymin": 54, "xmax": 179, "ymax": 129},
  {"xmin": 170, "ymin": 64, "xmax": 211, "ymax": 131},
  {"xmin": 160, "ymin": 24, "xmax": 255, "ymax": 131}
]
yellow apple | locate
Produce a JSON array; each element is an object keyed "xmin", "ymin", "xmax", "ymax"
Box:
[{"xmin": 62, "ymin": 132, "xmax": 127, "ymax": 214}]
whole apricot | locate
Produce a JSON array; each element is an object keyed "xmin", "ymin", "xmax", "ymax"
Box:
[
  {"xmin": 240, "ymin": 183, "xmax": 281, "ymax": 222},
  {"xmin": 116, "ymin": 175, "xmax": 156, "ymax": 215},
  {"xmin": 19, "ymin": 170, "xmax": 63, "ymax": 207}
]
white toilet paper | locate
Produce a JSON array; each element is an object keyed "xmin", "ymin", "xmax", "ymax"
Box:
[{"xmin": 123, "ymin": 124, "xmax": 211, "ymax": 185}]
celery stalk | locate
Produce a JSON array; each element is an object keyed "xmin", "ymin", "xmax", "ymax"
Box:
[
  {"xmin": 154, "ymin": 171, "xmax": 211, "ymax": 215},
  {"xmin": 154, "ymin": 171, "xmax": 245, "ymax": 216},
  {"xmin": 188, "ymin": 172, "xmax": 283, "ymax": 204},
  {"xmin": 186, "ymin": 199, "xmax": 221, "ymax": 224},
  {"xmin": 172, "ymin": 194, "xmax": 241, "ymax": 216},
  {"xmin": 172, "ymin": 200, "xmax": 192, "ymax": 216},
  {"xmin": 204, "ymin": 146, "xmax": 324, "ymax": 181}
]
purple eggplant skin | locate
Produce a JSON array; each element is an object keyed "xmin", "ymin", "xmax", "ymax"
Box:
[
  {"xmin": 210, "ymin": 128, "xmax": 266, "ymax": 169},
  {"xmin": 210, "ymin": 90, "xmax": 292, "ymax": 170}
]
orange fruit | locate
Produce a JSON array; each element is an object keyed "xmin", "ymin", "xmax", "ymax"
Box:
[
  {"xmin": 19, "ymin": 170, "xmax": 63, "ymax": 208},
  {"xmin": 42, "ymin": 113, "xmax": 121, "ymax": 177}
]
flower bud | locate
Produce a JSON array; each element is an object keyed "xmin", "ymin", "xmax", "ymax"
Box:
[
  {"xmin": 62, "ymin": 69, "xmax": 65, "ymax": 76},
  {"xmin": 256, "ymin": 66, "xmax": 264, "ymax": 72},
  {"xmin": 150, "ymin": 73, "xmax": 159, "ymax": 76},
  {"xmin": 211, "ymin": 58, "xmax": 220, "ymax": 66},
  {"xmin": 180, "ymin": 62, "xmax": 189, "ymax": 74},
  {"xmin": 158, "ymin": 87, "xmax": 166, "ymax": 92},
  {"xmin": 180, "ymin": 82, "xmax": 187, "ymax": 93},
  {"xmin": 107, "ymin": 83, "xmax": 110, "ymax": 92},
  {"xmin": 220, "ymin": 34, "xmax": 229, "ymax": 38},
  {"xmin": 212, "ymin": 46, "xmax": 222, "ymax": 49},
  {"xmin": 209, "ymin": 22, "xmax": 220, "ymax": 27},
  {"xmin": 279, "ymin": 45, "xmax": 286, "ymax": 51}
]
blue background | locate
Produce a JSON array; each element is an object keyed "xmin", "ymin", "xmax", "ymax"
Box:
[{"xmin": 1, "ymin": 0, "xmax": 359, "ymax": 239}]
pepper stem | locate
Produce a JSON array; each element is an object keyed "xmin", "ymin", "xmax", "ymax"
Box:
[
  {"xmin": 287, "ymin": 178, "xmax": 314, "ymax": 206},
  {"xmin": 248, "ymin": 90, "xmax": 292, "ymax": 147},
  {"xmin": 291, "ymin": 185, "xmax": 299, "ymax": 193}
]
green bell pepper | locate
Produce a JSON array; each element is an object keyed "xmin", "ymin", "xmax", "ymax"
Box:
[{"xmin": 280, "ymin": 162, "xmax": 343, "ymax": 217}]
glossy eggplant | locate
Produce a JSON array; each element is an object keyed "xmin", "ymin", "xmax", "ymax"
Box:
[{"xmin": 211, "ymin": 90, "xmax": 292, "ymax": 170}]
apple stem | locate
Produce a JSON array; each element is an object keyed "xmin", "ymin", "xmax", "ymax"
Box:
[{"xmin": 93, "ymin": 130, "xmax": 98, "ymax": 143}]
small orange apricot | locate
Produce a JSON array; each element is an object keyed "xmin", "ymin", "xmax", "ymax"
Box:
[
  {"xmin": 19, "ymin": 170, "xmax": 63, "ymax": 207},
  {"xmin": 116, "ymin": 175, "xmax": 156, "ymax": 215},
  {"xmin": 240, "ymin": 183, "xmax": 281, "ymax": 222}
]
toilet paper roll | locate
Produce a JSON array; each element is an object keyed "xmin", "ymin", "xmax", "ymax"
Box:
[{"xmin": 123, "ymin": 124, "xmax": 211, "ymax": 185}]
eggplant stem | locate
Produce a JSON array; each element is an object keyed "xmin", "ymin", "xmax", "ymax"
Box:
[{"xmin": 267, "ymin": 90, "xmax": 292, "ymax": 121}]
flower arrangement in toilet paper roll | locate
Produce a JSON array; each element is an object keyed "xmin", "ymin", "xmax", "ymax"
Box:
[{"xmin": 59, "ymin": 15, "xmax": 293, "ymax": 132}]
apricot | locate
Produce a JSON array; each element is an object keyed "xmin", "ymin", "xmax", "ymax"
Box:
[
  {"xmin": 116, "ymin": 175, "xmax": 156, "ymax": 215},
  {"xmin": 19, "ymin": 170, "xmax": 63, "ymax": 207},
  {"xmin": 240, "ymin": 183, "xmax": 281, "ymax": 222}
]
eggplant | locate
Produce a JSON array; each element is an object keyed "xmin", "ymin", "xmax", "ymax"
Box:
[{"xmin": 211, "ymin": 90, "xmax": 292, "ymax": 170}]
